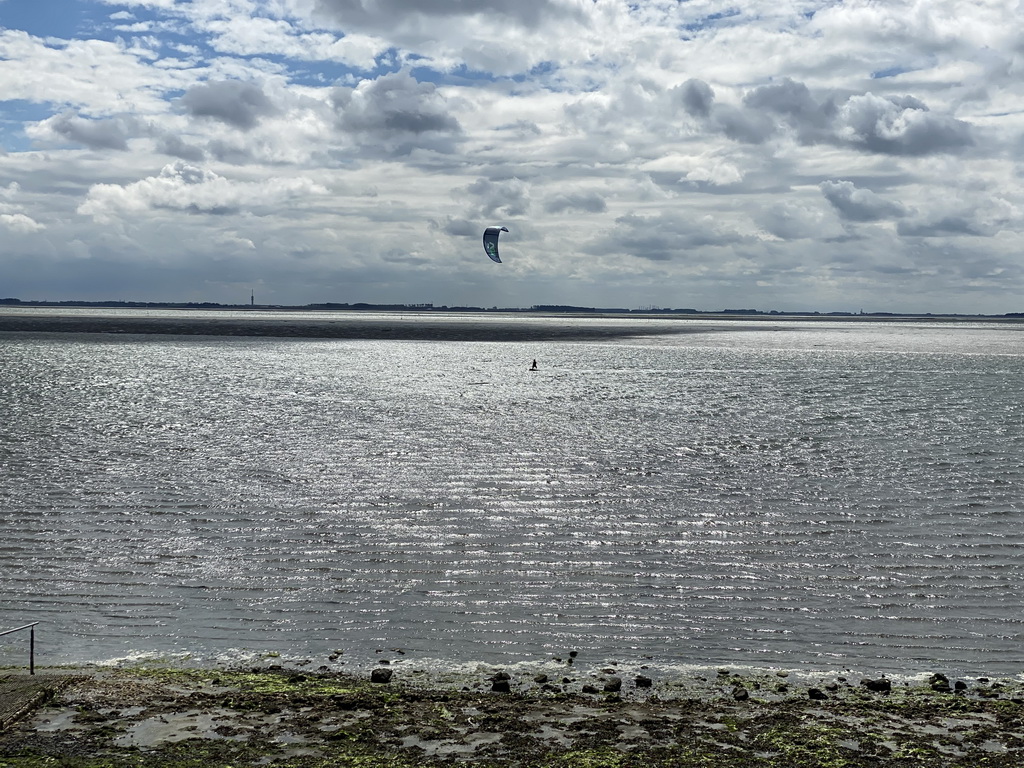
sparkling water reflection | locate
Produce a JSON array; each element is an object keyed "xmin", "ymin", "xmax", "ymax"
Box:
[{"xmin": 2, "ymin": 317, "xmax": 1023, "ymax": 676}]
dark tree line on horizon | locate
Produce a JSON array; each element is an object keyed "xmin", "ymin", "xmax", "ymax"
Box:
[{"xmin": 1, "ymin": 297, "xmax": 1021, "ymax": 318}]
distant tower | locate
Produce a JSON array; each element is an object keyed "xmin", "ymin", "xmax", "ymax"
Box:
[{"xmin": 251, "ymin": 289, "xmax": 254, "ymax": 306}]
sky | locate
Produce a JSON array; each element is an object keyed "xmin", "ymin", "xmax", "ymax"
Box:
[{"xmin": 0, "ymin": 0, "xmax": 1022, "ymax": 313}]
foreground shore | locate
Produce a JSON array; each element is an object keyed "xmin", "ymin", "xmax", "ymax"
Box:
[{"xmin": 2, "ymin": 662, "xmax": 1024, "ymax": 767}]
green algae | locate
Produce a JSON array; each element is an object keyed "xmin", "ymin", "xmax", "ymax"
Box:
[{"xmin": 4, "ymin": 667, "xmax": 1024, "ymax": 767}]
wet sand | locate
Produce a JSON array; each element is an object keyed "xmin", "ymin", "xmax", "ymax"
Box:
[
  {"xmin": 2, "ymin": 664, "xmax": 1024, "ymax": 767},
  {"xmin": 0, "ymin": 310, "xmax": 709, "ymax": 343}
]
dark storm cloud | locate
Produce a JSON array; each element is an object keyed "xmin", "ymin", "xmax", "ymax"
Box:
[
  {"xmin": 44, "ymin": 112, "xmax": 130, "ymax": 150},
  {"xmin": 691, "ymin": 78, "xmax": 975, "ymax": 157},
  {"xmin": 461, "ymin": 176, "xmax": 530, "ymax": 218},
  {"xmin": 544, "ymin": 191, "xmax": 606, "ymax": 214},
  {"xmin": 331, "ymin": 69, "xmax": 462, "ymax": 154},
  {"xmin": 714, "ymin": 104, "xmax": 776, "ymax": 144},
  {"xmin": 674, "ymin": 78, "xmax": 715, "ymax": 118},
  {"xmin": 207, "ymin": 139, "xmax": 256, "ymax": 165},
  {"xmin": 180, "ymin": 80, "xmax": 277, "ymax": 131},
  {"xmin": 896, "ymin": 215, "xmax": 993, "ymax": 237},
  {"xmin": 156, "ymin": 134, "xmax": 206, "ymax": 162},
  {"xmin": 820, "ymin": 180, "xmax": 906, "ymax": 222},
  {"xmin": 743, "ymin": 78, "xmax": 835, "ymax": 143},
  {"xmin": 837, "ymin": 93, "xmax": 973, "ymax": 155}
]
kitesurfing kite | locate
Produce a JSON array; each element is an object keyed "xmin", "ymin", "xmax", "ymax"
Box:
[{"xmin": 482, "ymin": 226, "xmax": 508, "ymax": 263}]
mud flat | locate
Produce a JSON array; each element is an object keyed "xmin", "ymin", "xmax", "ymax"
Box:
[
  {"xmin": 0, "ymin": 311, "xmax": 715, "ymax": 343},
  {"xmin": 2, "ymin": 662, "xmax": 1024, "ymax": 767}
]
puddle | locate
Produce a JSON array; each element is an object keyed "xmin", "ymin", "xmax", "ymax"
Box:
[
  {"xmin": 32, "ymin": 709, "xmax": 81, "ymax": 732},
  {"xmin": 114, "ymin": 709, "xmax": 249, "ymax": 747}
]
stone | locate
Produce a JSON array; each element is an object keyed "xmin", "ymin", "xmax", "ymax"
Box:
[
  {"xmin": 604, "ymin": 677, "xmax": 622, "ymax": 693},
  {"xmin": 861, "ymin": 678, "xmax": 892, "ymax": 694},
  {"xmin": 930, "ymin": 673, "xmax": 952, "ymax": 693},
  {"xmin": 370, "ymin": 668, "xmax": 393, "ymax": 684},
  {"xmin": 808, "ymin": 688, "xmax": 827, "ymax": 700},
  {"xmin": 491, "ymin": 679, "xmax": 511, "ymax": 693},
  {"xmin": 732, "ymin": 686, "xmax": 749, "ymax": 701},
  {"xmin": 581, "ymin": 684, "xmax": 599, "ymax": 695},
  {"xmin": 635, "ymin": 675, "xmax": 653, "ymax": 688},
  {"xmin": 534, "ymin": 674, "xmax": 549, "ymax": 684}
]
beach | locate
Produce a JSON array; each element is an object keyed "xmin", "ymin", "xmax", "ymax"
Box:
[{"xmin": 2, "ymin": 662, "xmax": 1024, "ymax": 767}]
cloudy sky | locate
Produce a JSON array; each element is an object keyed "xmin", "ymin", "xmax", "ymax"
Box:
[{"xmin": 1, "ymin": 0, "xmax": 1022, "ymax": 312}]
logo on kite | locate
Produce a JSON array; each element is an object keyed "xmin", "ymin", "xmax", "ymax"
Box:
[{"xmin": 483, "ymin": 226, "xmax": 508, "ymax": 263}]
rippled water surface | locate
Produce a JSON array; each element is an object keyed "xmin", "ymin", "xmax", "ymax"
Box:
[{"xmin": 2, "ymin": 315, "xmax": 1024, "ymax": 676}]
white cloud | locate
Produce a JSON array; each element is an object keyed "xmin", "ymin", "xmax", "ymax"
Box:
[
  {"xmin": 0, "ymin": 29, "xmax": 191, "ymax": 116},
  {"xmin": 754, "ymin": 199, "xmax": 846, "ymax": 241},
  {"xmin": 0, "ymin": 0, "xmax": 1022, "ymax": 311},
  {"xmin": 820, "ymin": 180, "xmax": 906, "ymax": 222},
  {"xmin": 0, "ymin": 212, "xmax": 45, "ymax": 233},
  {"xmin": 77, "ymin": 160, "xmax": 328, "ymax": 223}
]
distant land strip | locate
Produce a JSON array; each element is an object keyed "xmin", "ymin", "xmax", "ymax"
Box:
[{"xmin": 3, "ymin": 298, "xmax": 1024, "ymax": 318}]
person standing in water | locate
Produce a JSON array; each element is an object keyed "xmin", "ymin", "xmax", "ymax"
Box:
[{"xmin": 530, "ymin": 359, "xmax": 538, "ymax": 371}]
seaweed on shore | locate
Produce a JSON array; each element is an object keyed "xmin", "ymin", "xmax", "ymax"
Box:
[{"xmin": 2, "ymin": 665, "xmax": 1024, "ymax": 767}]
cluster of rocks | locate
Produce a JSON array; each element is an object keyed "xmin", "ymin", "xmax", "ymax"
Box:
[
  {"xmin": 366, "ymin": 650, "xmax": 658, "ymax": 698},
  {"xmin": 363, "ymin": 655, "xmax": 1017, "ymax": 711}
]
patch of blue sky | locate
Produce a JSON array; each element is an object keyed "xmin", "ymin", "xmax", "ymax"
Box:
[
  {"xmin": 680, "ymin": 8, "xmax": 743, "ymax": 33},
  {"xmin": 0, "ymin": 0, "xmax": 170, "ymax": 43},
  {"xmin": 0, "ymin": 98, "xmax": 50, "ymax": 152},
  {"xmin": 414, "ymin": 61, "xmax": 501, "ymax": 87},
  {"xmin": 281, "ymin": 58, "xmax": 372, "ymax": 86},
  {"xmin": 871, "ymin": 65, "xmax": 913, "ymax": 79},
  {"xmin": 84, "ymin": 3, "xmax": 170, "ymax": 39},
  {"xmin": 0, "ymin": 0, "xmax": 85, "ymax": 39}
]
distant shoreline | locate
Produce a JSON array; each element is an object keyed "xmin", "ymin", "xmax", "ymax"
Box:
[{"xmin": 1, "ymin": 307, "xmax": 1021, "ymax": 343}]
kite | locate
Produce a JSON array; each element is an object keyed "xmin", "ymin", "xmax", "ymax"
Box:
[{"xmin": 482, "ymin": 226, "xmax": 508, "ymax": 263}]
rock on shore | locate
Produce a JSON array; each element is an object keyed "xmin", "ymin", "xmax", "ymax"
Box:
[{"xmin": 3, "ymin": 664, "xmax": 1024, "ymax": 767}]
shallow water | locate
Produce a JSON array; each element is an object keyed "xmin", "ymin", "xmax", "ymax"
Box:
[{"xmin": 2, "ymin": 315, "xmax": 1023, "ymax": 677}]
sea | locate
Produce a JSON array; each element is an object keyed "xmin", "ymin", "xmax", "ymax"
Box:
[{"xmin": 2, "ymin": 310, "xmax": 1023, "ymax": 681}]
